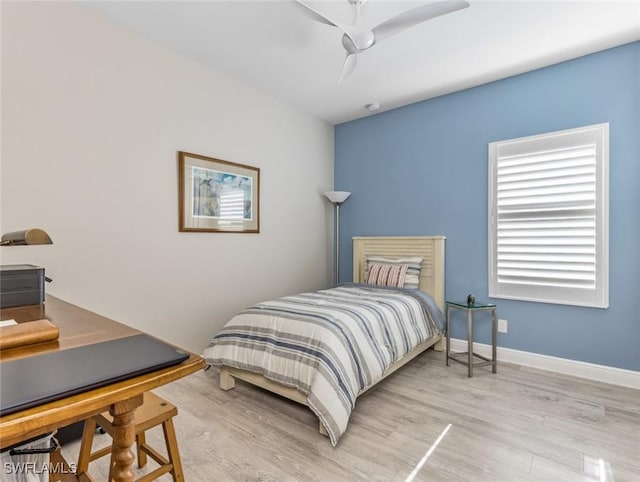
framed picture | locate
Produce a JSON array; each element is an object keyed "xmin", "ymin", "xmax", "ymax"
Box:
[{"xmin": 178, "ymin": 151, "xmax": 260, "ymax": 233}]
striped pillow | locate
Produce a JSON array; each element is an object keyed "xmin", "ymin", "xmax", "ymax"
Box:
[
  {"xmin": 364, "ymin": 256, "xmax": 423, "ymax": 290},
  {"xmin": 366, "ymin": 263, "xmax": 408, "ymax": 288}
]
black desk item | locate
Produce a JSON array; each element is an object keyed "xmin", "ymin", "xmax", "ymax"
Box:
[
  {"xmin": 0, "ymin": 334, "xmax": 189, "ymax": 416},
  {"xmin": 0, "ymin": 265, "xmax": 45, "ymax": 308}
]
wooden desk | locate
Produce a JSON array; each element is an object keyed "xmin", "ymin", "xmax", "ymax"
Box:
[{"xmin": 0, "ymin": 296, "xmax": 205, "ymax": 482}]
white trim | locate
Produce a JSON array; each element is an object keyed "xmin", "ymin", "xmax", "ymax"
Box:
[{"xmin": 449, "ymin": 338, "xmax": 640, "ymax": 389}]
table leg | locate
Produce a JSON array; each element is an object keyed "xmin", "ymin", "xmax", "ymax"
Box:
[
  {"xmin": 491, "ymin": 308, "xmax": 498, "ymax": 373},
  {"xmin": 467, "ymin": 310, "xmax": 473, "ymax": 377},
  {"xmin": 446, "ymin": 305, "xmax": 451, "ymax": 366},
  {"xmin": 108, "ymin": 394, "xmax": 143, "ymax": 482}
]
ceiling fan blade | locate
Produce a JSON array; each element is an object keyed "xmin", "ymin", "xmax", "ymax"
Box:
[
  {"xmin": 372, "ymin": 0, "xmax": 470, "ymax": 43},
  {"xmin": 296, "ymin": 0, "xmax": 374, "ymax": 50},
  {"xmin": 295, "ymin": 0, "xmax": 341, "ymax": 29},
  {"xmin": 338, "ymin": 53, "xmax": 358, "ymax": 82}
]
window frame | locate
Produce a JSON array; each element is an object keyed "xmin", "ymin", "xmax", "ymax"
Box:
[{"xmin": 488, "ymin": 123, "xmax": 609, "ymax": 308}]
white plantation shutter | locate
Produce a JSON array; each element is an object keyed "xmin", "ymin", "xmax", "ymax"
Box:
[{"xmin": 488, "ymin": 124, "xmax": 609, "ymax": 307}]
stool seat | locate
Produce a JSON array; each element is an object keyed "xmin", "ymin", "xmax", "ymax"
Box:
[{"xmin": 77, "ymin": 392, "xmax": 184, "ymax": 482}]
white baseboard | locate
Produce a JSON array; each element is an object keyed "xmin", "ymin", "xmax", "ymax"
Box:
[{"xmin": 449, "ymin": 338, "xmax": 640, "ymax": 390}]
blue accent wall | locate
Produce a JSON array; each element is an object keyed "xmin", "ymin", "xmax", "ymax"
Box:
[{"xmin": 335, "ymin": 41, "xmax": 640, "ymax": 371}]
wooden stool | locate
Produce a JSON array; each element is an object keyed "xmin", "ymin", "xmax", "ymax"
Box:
[{"xmin": 77, "ymin": 392, "xmax": 184, "ymax": 482}]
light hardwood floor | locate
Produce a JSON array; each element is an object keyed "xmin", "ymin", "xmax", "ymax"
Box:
[{"xmin": 62, "ymin": 349, "xmax": 640, "ymax": 481}]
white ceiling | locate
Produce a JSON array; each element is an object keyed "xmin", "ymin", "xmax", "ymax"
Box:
[{"xmin": 78, "ymin": 0, "xmax": 640, "ymax": 125}]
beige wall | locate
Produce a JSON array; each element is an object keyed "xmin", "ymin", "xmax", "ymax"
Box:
[{"xmin": 0, "ymin": 1, "xmax": 334, "ymax": 353}]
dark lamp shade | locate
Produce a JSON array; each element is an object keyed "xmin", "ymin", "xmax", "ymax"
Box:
[{"xmin": 0, "ymin": 229, "xmax": 53, "ymax": 246}]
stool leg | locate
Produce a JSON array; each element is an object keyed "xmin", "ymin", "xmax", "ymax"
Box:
[
  {"xmin": 108, "ymin": 451, "xmax": 115, "ymax": 482},
  {"xmin": 77, "ymin": 418, "xmax": 97, "ymax": 476},
  {"xmin": 136, "ymin": 431, "xmax": 148, "ymax": 468},
  {"xmin": 162, "ymin": 418, "xmax": 184, "ymax": 482}
]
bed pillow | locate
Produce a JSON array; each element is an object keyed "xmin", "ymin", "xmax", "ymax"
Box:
[
  {"xmin": 365, "ymin": 263, "xmax": 408, "ymax": 288},
  {"xmin": 364, "ymin": 256, "xmax": 423, "ymax": 290}
]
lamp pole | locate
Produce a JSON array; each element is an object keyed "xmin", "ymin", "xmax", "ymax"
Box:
[
  {"xmin": 324, "ymin": 191, "xmax": 351, "ymax": 286},
  {"xmin": 335, "ymin": 201, "xmax": 342, "ymax": 284}
]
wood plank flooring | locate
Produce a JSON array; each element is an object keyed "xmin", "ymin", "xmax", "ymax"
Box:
[{"xmin": 61, "ymin": 349, "xmax": 639, "ymax": 481}]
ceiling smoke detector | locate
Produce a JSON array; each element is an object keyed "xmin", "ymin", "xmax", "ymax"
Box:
[{"xmin": 365, "ymin": 103, "xmax": 380, "ymax": 112}]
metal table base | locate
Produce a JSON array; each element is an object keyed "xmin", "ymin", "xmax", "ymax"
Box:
[{"xmin": 446, "ymin": 302, "xmax": 497, "ymax": 377}]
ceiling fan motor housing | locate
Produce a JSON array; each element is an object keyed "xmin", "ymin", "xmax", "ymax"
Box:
[{"xmin": 342, "ymin": 27, "xmax": 375, "ymax": 51}]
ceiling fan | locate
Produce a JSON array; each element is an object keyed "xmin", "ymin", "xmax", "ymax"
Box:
[{"xmin": 296, "ymin": 0, "xmax": 470, "ymax": 81}]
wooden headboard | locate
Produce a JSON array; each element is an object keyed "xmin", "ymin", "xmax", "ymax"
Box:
[{"xmin": 352, "ymin": 236, "xmax": 446, "ymax": 311}]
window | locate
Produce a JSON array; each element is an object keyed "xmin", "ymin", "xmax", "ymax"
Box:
[{"xmin": 488, "ymin": 124, "xmax": 609, "ymax": 308}]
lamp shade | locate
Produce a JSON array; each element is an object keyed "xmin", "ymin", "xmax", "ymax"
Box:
[
  {"xmin": 0, "ymin": 229, "xmax": 53, "ymax": 246},
  {"xmin": 324, "ymin": 191, "xmax": 351, "ymax": 204}
]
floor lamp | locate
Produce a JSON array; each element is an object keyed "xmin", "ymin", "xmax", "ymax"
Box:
[{"xmin": 324, "ymin": 191, "xmax": 351, "ymax": 285}]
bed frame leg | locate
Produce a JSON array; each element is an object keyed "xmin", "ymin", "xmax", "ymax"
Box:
[
  {"xmin": 319, "ymin": 421, "xmax": 329, "ymax": 437},
  {"xmin": 433, "ymin": 335, "xmax": 445, "ymax": 352},
  {"xmin": 219, "ymin": 367, "xmax": 236, "ymax": 390}
]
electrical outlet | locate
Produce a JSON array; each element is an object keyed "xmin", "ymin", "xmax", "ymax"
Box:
[{"xmin": 498, "ymin": 319, "xmax": 508, "ymax": 333}]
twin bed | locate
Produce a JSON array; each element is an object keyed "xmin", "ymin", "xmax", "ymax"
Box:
[{"xmin": 204, "ymin": 236, "xmax": 446, "ymax": 445}]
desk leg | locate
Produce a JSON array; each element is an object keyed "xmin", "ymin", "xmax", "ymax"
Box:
[
  {"xmin": 467, "ymin": 310, "xmax": 473, "ymax": 378},
  {"xmin": 108, "ymin": 395, "xmax": 143, "ymax": 482}
]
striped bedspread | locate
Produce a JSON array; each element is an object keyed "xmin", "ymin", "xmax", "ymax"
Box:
[{"xmin": 203, "ymin": 285, "xmax": 443, "ymax": 446}]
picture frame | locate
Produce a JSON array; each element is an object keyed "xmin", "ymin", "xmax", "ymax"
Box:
[{"xmin": 178, "ymin": 151, "xmax": 260, "ymax": 233}]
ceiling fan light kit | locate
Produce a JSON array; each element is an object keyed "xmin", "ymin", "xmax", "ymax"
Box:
[{"xmin": 296, "ymin": 0, "xmax": 470, "ymax": 81}]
